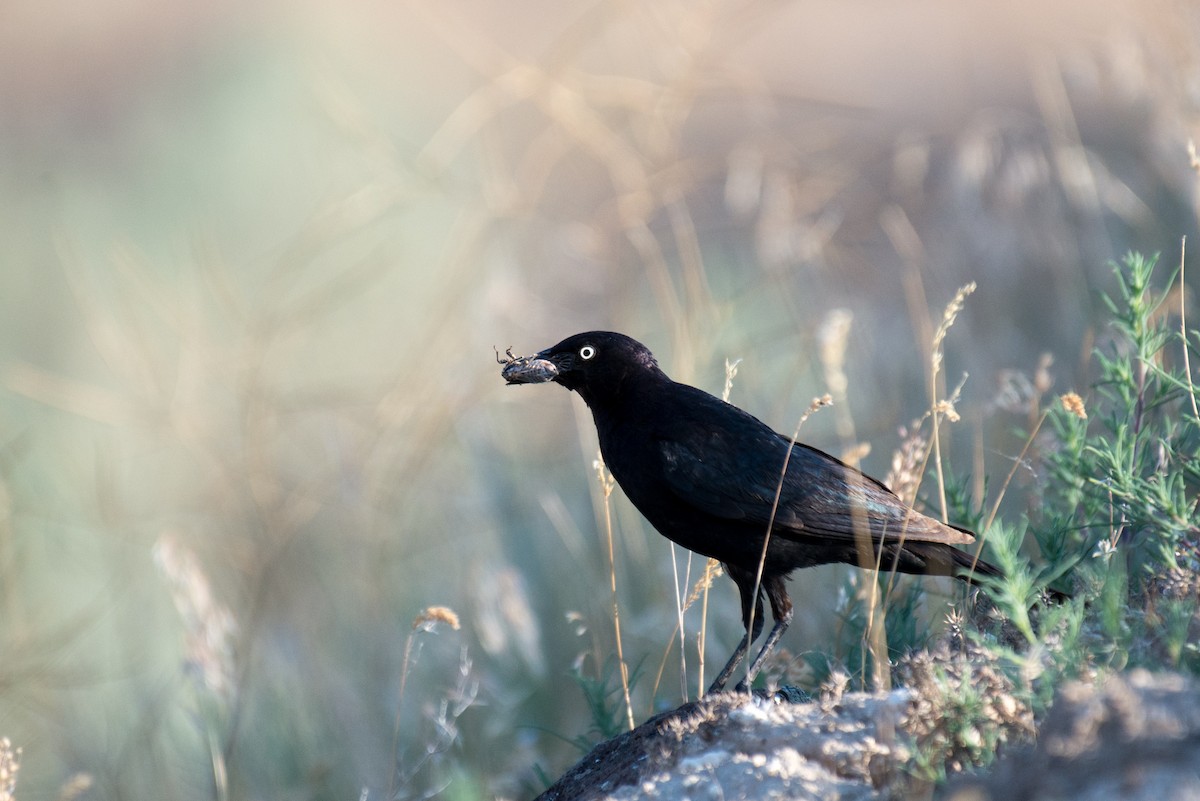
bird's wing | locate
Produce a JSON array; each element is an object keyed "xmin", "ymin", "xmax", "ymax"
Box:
[{"xmin": 658, "ymin": 433, "xmax": 974, "ymax": 547}]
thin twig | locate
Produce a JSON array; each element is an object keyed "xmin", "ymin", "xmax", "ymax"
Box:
[
  {"xmin": 744, "ymin": 394, "xmax": 831, "ymax": 690},
  {"xmin": 984, "ymin": 408, "xmax": 1048, "ymax": 538},
  {"xmin": 595, "ymin": 457, "xmax": 635, "ymax": 732},
  {"xmin": 698, "ymin": 357, "xmax": 741, "ymax": 692},
  {"xmin": 651, "ymin": 559, "xmax": 722, "ymax": 698},
  {"xmin": 1179, "ymin": 236, "xmax": 1200, "ymax": 423},
  {"xmin": 668, "ymin": 537, "xmax": 689, "ymax": 699},
  {"xmin": 389, "ymin": 607, "xmax": 460, "ymax": 799},
  {"xmin": 696, "ymin": 557, "xmax": 720, "ymax": 693}
]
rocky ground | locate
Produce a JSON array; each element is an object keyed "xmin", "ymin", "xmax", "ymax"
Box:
[{"xmin": 534, "ymin": 670, "xmax": 1200, "ymax": 801}]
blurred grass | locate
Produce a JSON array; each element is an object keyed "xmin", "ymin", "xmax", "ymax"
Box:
[{"xmin": 1, "ymin": 0, "xmax": 1198, "ymax": 798}]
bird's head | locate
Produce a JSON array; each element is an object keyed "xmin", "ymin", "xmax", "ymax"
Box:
[{"xmin": 500, "ymin": 331, "xmax": 665, "ymax": 406}]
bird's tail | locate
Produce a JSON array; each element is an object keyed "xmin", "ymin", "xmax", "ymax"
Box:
[
  {"xmin": 938, "ymin": 543, "xmax": 1072, "ymax": 602},
  {"xmin": 948, "ymin": 545, "xmax": 1003, "ymax": 582},
  {"xmin": 887, "ymin": 541, "xmax": 1071, "ymax": 601},
  {"xmin": 886, "ymin": 540, "xmax": 1002, "ymax": 581}
]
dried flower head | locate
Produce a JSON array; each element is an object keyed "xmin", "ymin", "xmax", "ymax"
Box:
[
  {"xmin": 886, "ymin": 424, "xmax": 928, "ymax": 507},
  {"xmin": 933, "ymin": 399, "xmax": 961, "ymax": 423},
  {"xmin": 840, "ymin": 441, "xmax": 872, "ymax": 467},
  {"xmin": 819, "ymin": 669, "xmax": 851, "ymax": 714},
  {"xmin": 990, "ymin": 369, "xmax": 1036, "ymax": 415},
  {"xmin": 153, "ymin": 533, "xmax": 238, "ymax": 702},
  {"xmin": 0, "ymin": 738, "xmax": 21, "ymax": 801},
  {"xmin": 684, "ymin": 559, "xmax": 724, "ymax": 608},
  {"xmin": 1060, "ymin": 392, "xmax": 1087, "ymax": 419},
  {"xmin": 412, "ymin": 605, "xmax": 461, "ymax": 632},
  {"xmin": 58, "ymin": 772, "xmax": 94, "ymax": 801},
  {"xmin": 722, "ymin": 358, "xmax": 742, "ymax": 403},
  {"xmin": 931, "ymin": 283, "xmax": 977, "ymax": 374},
  {"xmin": 819, "ymin": 309, "xmax": 854, "ymax": 372}
]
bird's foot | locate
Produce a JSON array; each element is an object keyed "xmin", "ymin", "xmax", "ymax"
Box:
[
  {"xmin": 739, "ymin": 684, "xmax": 810, "ymax": 704},
  {"xmin": 772, "ymin": 684, "xmax": 810, "ymax": 704}
]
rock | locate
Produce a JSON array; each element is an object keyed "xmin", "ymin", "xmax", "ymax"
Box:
[
  {"xmin": 534, "ymin": 689, "xmax": 914, "ymax": 801},
  {"xmin": 533, "ymin": 670, "xmax": 1200, "ymax": 801},
  {"xmin": 943, "ymin": 670, "xmax": 1200, "ymax": 801}
]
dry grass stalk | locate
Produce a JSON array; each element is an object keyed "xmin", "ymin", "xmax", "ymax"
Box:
[
  {"xmin": 817, "ymin": 306, "xmax": 894, "ymax": 690},
  {"xmin": 929, "ymin": 283, "xmax": 976, "ymax": 524},
  {"xmin": 694, "ymin": 357, "xmax": 742, "ymax": 692},
  {"xmin": 152, "ymin": 534, "xmax": 238, "ymax": 703},
  {"xmin": 594, "ymin": 457, "xmax": 636, "ymax": 732},
  {"xmin": 1178, "ymin": 236, "xmax": 1200, "ymax": 423},
  {"xmin": 391, "ymin": 605, "xmax": 463, "ymax": 798},
  {"xmin": 742, "ymin": 391, "xmax": 833, "ymax": 691}
]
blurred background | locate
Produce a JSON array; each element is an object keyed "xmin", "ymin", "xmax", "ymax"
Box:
[{"xmin": 2, "ymin": 0, "xmax": 1199, "ymax": 798}]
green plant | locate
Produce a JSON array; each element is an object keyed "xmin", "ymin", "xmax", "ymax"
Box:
[
  {"xmin": 568, "ymin": 657, "xmax": 645, "ymax": 750},
  {"xmin": 900, "ymin": 640, "xmax": 1035, "ymax": 786},
  {"xmin": 1043, "ymin": 254, "xmax": 1200, "ymax": 578},
  {"xmin": 905, "ymin": 251, "xmax": 1200, "ymax": 783}
]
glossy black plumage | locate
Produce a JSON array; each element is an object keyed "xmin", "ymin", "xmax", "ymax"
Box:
[{"xmin": 504, "ymin": 331, "xmax": 1000, "ymax": 693}]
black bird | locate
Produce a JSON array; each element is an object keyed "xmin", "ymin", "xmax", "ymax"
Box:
[{"xmin": 502, "ymin": 331, "xmax": 1001, "ymax": 693}]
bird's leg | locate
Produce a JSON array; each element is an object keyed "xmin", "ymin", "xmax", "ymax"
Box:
[
  {"xmin": 706, "ymin": 631, "xmax": 751, "ymax": 694},
  {"xmin": 736, "ymin": 616, "xmax": 790, "ymax": 691},
  {"xmin": 707, "ymin": 566, "xmax": 766, "ymax": 693},
  {"xmin": 734, "ymin": 575, "xmax": 794, "ymax": 692}
]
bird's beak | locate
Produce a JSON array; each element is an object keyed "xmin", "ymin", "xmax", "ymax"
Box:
[{"xmin": 500, "ymin": 348, "xmax": 561, "ymax": 385}]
